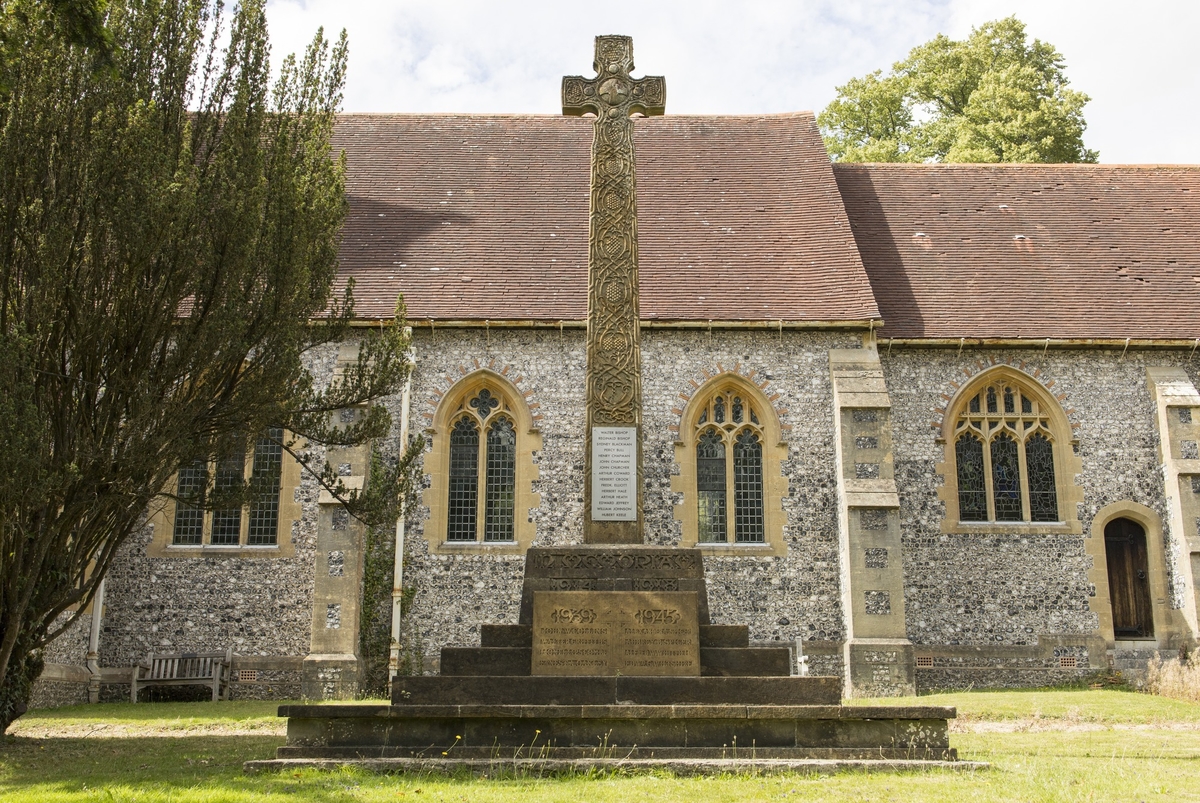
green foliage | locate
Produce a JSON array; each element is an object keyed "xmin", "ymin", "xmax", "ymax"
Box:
[
  {"xmin": 0, "ymin": 0, "xmax": 412, "ymax": 732},
  {"xmin": 819, "ymin": 17, "xmax": 1097, "ymax": 163}
]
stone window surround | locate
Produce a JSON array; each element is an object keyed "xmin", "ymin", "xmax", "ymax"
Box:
[
  {"xmin": 935, "ymin": 366, "xmax": 1083, "ymax": 535},
  {"xmin": 421, "ymin": 370, "xmax": 542, "ymax": 555},
  {"xmin": 146, "ymin": 432, "xmax": 303, "ymax": 558},
  {"xmin": 672, "ymin": 372, "xmax": 788, "ymax": 556}
]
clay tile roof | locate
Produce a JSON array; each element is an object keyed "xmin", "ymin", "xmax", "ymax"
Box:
[
  {"xmin": 333, "ymin": 113, "xmax": 878, "ymax": 324},
  {"xmin": 834, "ymin": 163, "xmax": 1200, "ymax": 340}
]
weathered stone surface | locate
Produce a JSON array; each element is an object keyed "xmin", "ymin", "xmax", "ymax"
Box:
[
  {"xmin": 699, "ymin": 646, "xmax": 791, "ymax": 676},
  {"xmin": 479, "ymin": 624, "xmax": 531, "ymax": 648},
  {"xmin": 248, "ymin": 756, "xmax": 982, "ymax": 774},
  {"xmin": 531, "ymin": 590, "xmax": 700, "ymax": 676},
  {"xmin": 388, "ymin": 675, "xmax": 841, "ymax": 706},
  {"xmin": 700, "ymin": 624, "xmax": 749, "ymax": 648},
  {"xmin": 264, "ymin": 700, "xmax": 958, "ymax": 766},
  {"xmin": 439, "ymin": 647, "xmax": 531, "ymax": 676}
]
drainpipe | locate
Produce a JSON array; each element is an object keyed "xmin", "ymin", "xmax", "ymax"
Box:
[
  {"xmin": 389, "ymin": 332, "xmax": 415, "ymax": 687},
  {"xmin": 86, "ymin": 578, "xmax": 106, "ymax": 703}
]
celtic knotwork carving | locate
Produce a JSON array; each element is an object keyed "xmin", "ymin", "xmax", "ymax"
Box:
[{"xmin": 564, "ymin": 36, "xmax": 665, "ymax": 536}]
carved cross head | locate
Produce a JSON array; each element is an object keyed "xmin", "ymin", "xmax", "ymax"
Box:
[{"xmin": 563, "ymin": 35, "xmax": 665, "ymax": 120}]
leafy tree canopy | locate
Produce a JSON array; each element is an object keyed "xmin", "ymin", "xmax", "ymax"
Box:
[
  {"xmin": 818, "ymin": 17, "xmax": 1097, "ymax": 163},
  {"xmin": 0, "ymin": 0, "xmax": 418, "ymax": 731}
]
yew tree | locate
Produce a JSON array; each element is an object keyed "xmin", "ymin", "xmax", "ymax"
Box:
[
  {"xmin": 0, "ymin": 0, "xmax": 415, "ymax": 730},
  {"xmin": 819, "ymin": 17, "xmax": 1097, "ymax": 163}
]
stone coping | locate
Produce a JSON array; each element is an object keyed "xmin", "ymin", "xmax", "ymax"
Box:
[
  {"xmin": 278, "ymin": 703, "xmax": 956, "ymax": 720},
  {"xmin": 246, "ymin": 757, "xmax": 986, "ymax": 775}
]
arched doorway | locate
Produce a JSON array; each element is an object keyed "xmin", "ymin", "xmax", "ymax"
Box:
[{"xmin": 1105, "ymin": 518, "xmax": 1155, "ymax": 639}]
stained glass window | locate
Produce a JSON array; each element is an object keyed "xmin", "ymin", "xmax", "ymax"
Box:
[
  {"xmin": 955, "ymin": 434, "xmax": 987, "ymax": 521},
  {"xmin": 732, "ymin": 397, "xmax": 744, "ymax": 424},
  {"xmin": 733, "ymin": 430, "xmax": 765, "ymax": 542},
  {"xmin": 447, "ymin": 417, "xmax": 479, "ymax": 541},
  {"xmin": 247, "ymin": 428, "xmax": 283, "ymax": 545},
  {"xmin": 713, "ymin": 396, "xmax": 726, "ymax": 424},
  {"xmin": 484, "ymin": 419, "xmax": 516, "ymax": 541},
  {"xmin": 990, "ymin": 433, "xmax": 1022, "ymax": 521},
  {"xmin": 172, "ymin": 460, "xmax": 207, "ymax": 545},
  {"xmin": 1026, "ymin": 432, "xmax": 1058, "ymax": 522},
  {"xmin": 952, "ymin": 376, "xmax": 1063, "ymax": 524},
  {"xmin": 696, "ymin": 429, "xmax": 727, "ymax": 543}
]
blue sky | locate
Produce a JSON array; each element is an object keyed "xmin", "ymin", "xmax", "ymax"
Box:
[{"xmin": 263, "ymin": 0, "xmax": 1198, "ymax": 164}]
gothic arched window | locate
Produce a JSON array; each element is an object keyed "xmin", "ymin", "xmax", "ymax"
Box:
[
  {"xmin": 951, "ymin": 376, "xmax": 1062, "ymax": 523},
  {"xmin": 446, "ymin": 389, "xmax": 517, "ymax": 542},
  {"xmin": 693, "ymin": 387, "xmax": 766, "ymax": 543}
]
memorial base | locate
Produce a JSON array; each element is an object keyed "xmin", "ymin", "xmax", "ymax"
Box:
[{"xmin": 251, "ymin": 546, "xmax": 967, "ymax": 773}]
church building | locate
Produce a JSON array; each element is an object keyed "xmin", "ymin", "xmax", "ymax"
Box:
[{"xmin": 35, "ymin": 108, "xmax": 1200, "ymax": 703}]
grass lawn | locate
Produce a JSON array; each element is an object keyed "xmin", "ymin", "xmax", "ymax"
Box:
[{"xmin": 2, "ymin": 689, "xmax": 1199, "ymax": 801}]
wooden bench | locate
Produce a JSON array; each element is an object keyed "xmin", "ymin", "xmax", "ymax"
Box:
[{"xmin": 130, "ymin": 648, "xmax": 231, "ymax": 702}]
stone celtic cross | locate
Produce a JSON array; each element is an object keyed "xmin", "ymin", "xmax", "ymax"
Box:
[{"xmin": 563, "ymin": 35, "xmax": 665, "ymax": 544}]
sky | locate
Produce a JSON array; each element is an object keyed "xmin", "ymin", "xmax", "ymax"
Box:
[{"xmin": 263, "ymin": 0, "xmax": 1197, "ymax": 164}]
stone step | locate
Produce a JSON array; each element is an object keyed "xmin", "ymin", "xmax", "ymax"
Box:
[
  {"xmin": 701, "ymin": 647, "xmax": 791, "ymax": 677},
  {"xmin": 275, "ymin": 701, "xmax": 955, "ymax": 756},
  {"xmin": 390, "ymin": 675, "xmax": 842, "ymax": 706},
  {"xmin": 479, "ymin": 623, "xmax": 751, "ymax": 649},
  {"xmin": 250, "ymin": 756, "xmax": 981, "ymax": 774},
  {"xmin": 700, "ymin": 625, "xmax": 750, "ymax": 648},
  {"xmin": 441, "ymin": 647, "xmax": 530, "ymax": 676},
  {"xmin": 480, "ymin": 624, "xmax": 530, "ymax": 648},
  {"xmin": 442, "ymin": 644, "xmax": 788, "ymax": 677}
]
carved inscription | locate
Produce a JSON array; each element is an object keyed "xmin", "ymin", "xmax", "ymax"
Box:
[
  {"xmin": 547, "ymin": 578, "xmax": 597, "ymax": 591},
  {"xmin": 532, "ymin": 591, "xmax": 699, "ymax": 676},
  {"xmin": 530, "ymin": 550, "xmax": 698, "ymax": 574},
  {"xmin": 632, "ymin": 578, "xmax": 679, "ymax": 591},
  {"xmin": 592, "ymin": 427, "xmax": 637, "ymax": 521}
]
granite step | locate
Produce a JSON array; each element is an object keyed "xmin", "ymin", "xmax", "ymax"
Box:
[
  {"xmin": 249, "ymin": 756, "xmax": 983, "ymax": 775},
  {"xmin": 391, "ymin": 675, "xmax": 841, "ymax": 706},
  {"xmin": 700, "ymin": 647, "xmax": 791, "ymax": 677},
  {"xmin": 442, "ymin": 643, "xmax": 788, "ymax": 677},
  {"xmin": 441, "ymin": 647, "xmax": 530, "ymax": 676},
  {"xmin": 272, "ymin": 701, "xmax": 956, "ymax": 757},
  {"xmin": 479, "ymin": 623, "xmax": 751, "ymax": 649}
]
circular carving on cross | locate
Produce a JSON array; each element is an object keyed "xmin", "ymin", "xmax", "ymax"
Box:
[{"xmin": 597, "ymin": 77, "xmax": 630, "ymax": 107}]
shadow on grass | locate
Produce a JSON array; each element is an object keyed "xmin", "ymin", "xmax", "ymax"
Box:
[
  {"xmin": 0, "ymin": 734, "xmax": 280, "ymax": 791},
  {"xmin": 16, "ymin": 699, "xmax": 292, "ymax": 725}
]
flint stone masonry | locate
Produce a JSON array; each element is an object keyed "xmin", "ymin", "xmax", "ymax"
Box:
[
  {"xmin": 882, "ymin": 348, "xmax": 1200, "ymax": 648},
  {"xmin": 390, "ymin": 328, "xmax": 854, "ymax": 672}
]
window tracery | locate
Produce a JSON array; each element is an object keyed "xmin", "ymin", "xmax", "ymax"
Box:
[
  {"xmin": 951, "ymin": 377, "xmax": 1061, "ymax": 523},
  {"xmin": 425, "ymin": 372, "xmax": 540, "ymax": 551},
  {"xmin": 692, "ymin": 388, "xmax": 766, "ymax": 543}
]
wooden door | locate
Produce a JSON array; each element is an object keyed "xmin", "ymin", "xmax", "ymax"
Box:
[{"xmin": 1105, "ymin": 518, "xmax": 1154, "ymax": 639}]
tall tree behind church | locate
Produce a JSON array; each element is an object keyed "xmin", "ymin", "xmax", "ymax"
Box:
[
  {"xmin": 0, "ymin": 0, "xmax": 414, "ymax": 731},
  {"xmin": 818, "ymin": 17, "xmax": 1097, "ymax": 163}
]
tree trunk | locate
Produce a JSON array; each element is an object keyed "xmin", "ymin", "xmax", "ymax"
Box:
[{"xmin": 0, "ymin": 637, "xmax": 43, "ymax": 733}]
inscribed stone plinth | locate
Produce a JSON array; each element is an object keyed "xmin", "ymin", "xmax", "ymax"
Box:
[{"xmin": 532, "ymin": 591, "xmax": 700, "ymax": 676}]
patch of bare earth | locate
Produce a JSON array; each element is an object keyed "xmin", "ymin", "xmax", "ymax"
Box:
[{"xmin": 8, "ymin": 719, "xmax": 286, "ymax": 739}]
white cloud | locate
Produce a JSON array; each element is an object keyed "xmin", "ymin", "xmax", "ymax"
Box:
[{"xmin": 264, "ymin": 0, "xmax": 1197, "ymax": 162}]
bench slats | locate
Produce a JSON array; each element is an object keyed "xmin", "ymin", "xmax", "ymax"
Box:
[{"xmin": 132, "ymin": 649, "xmax": 231, "ymax": 702}]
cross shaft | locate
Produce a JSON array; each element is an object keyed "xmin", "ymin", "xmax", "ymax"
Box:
[{"xmin": 563, "ymin": 36, "xmax": 664, "ymax": 544}]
